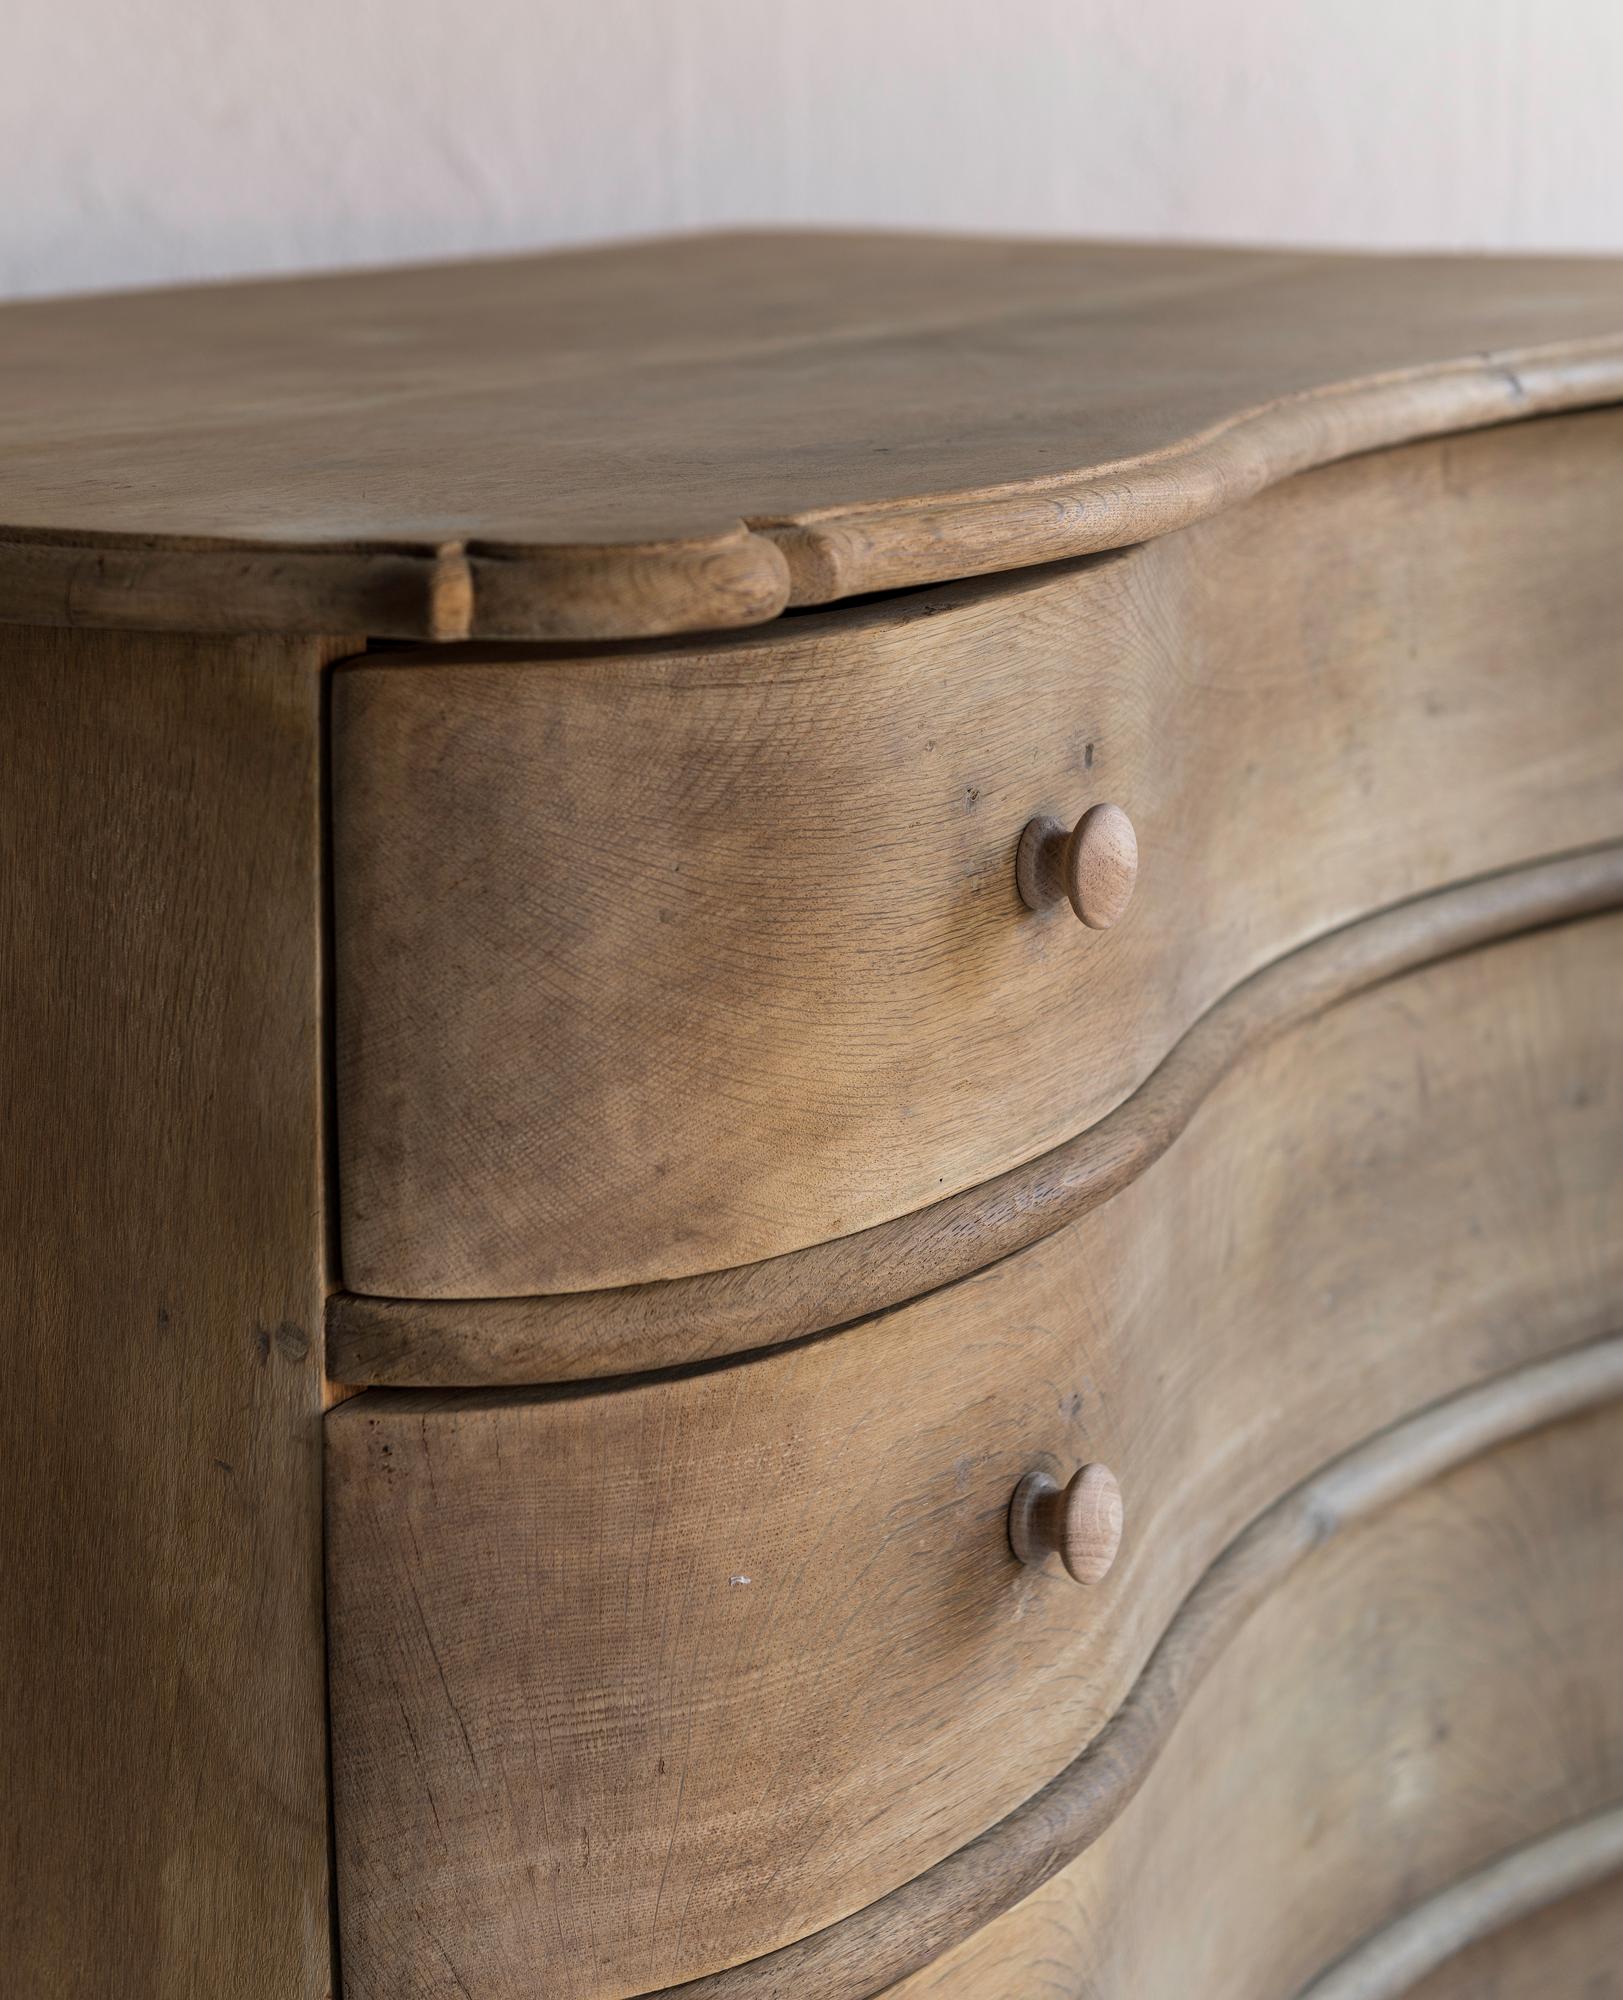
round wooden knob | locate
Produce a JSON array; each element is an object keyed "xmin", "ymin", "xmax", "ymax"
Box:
[
  {"xmin": 1008, "ymin": 1463, "xmax": 1124, "ymax": 1585},
  {"xmin": 1016, "ymin": 803, "xmax": 1138, "ymax": 928}
]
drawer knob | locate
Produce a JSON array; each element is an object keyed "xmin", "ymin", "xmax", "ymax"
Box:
[
  {"xmin": 1016, "ymin": 803, "xmax": 1138, "ymax": 928},
  {"xmin": 1008, "ymin": 1463, "xmax": 1124, "ymax": 1584}
]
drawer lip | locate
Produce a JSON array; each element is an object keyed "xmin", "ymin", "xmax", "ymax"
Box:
[
  {"xmin": 328, "ymin": 841, "xmax": 1623, "ymax": 1389},
  {"xmin": 628, "ymin": 1337, "xmax": 1623, "ymax": 2000}
]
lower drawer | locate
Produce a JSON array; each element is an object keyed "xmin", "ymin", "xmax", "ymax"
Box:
[
  {"xmin": 881, "ymin": 1398, "xmax": 1623, "ymax": 2000},
  {"xmin": 326, "ymin": 911, "xmax": 1623, "ymax": 2000}
]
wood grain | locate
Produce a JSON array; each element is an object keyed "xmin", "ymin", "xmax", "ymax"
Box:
[
  {"xmin": 326, "ymin": 913, "xmax": 1623, "ymax": 2000},
  {"xmin": 329, "ymin": 842, "xmax": 1623, "ymax": 1386},
  {"xmin": 0, "ymin": 626, "xmax": 343, "ymax": 1995},
  {"xmin": 869, "ymin": 1381, "xmax": 1623, "ymax": 2000},
  {"xmin": 331, "ymin": 408, "xmax": 1623, "ymax": 1302},
  {"xmin": 2, "ymin": 234, "xmax": 1623, "ymax": 639}
]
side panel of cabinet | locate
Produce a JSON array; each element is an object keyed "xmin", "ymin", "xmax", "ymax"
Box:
[{"xmin": 0, "ymin": 626, "xmax": 340, "ymax": 1999}]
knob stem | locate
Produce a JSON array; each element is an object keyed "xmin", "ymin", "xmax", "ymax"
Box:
[
  {"xmin": 1009, "ymin": 1463, "xmax": 1124, "ymax": 1585},
  {"xmin": 1016, "ymin": 803, "xmax": 1138, "ymax": 928}
]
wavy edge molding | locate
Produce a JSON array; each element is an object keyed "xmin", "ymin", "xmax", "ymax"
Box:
[
  {"xmin": 328, "ymin": 842, "xmax": 1623, "ymax": 1388},
  {"xmin": 4, "ymin": 334, "xmax": 1623, "ymax": 642},
  {"xmin": 1297, "ymin": 1804, "xmax": 1623, "ymax": 2000}
]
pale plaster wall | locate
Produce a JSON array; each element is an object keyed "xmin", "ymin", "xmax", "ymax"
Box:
[{"xmin": 4, "ymin": 0, "xmax": 1621, "ymax": 298}]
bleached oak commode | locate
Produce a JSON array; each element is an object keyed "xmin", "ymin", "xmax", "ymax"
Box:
[{"xmin": 3, "ymin": 233, "xmax": 1623, "ymax": 1999}]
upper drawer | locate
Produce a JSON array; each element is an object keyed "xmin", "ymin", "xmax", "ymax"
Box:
[{"xmin": 333, "ymin": 409, "xmax": 1623, "ymax": 1298}]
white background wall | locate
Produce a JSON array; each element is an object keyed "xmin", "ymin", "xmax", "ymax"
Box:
[{"xmin": 6, "ymin": 0, "xmax": 1622, "ymax": 300}]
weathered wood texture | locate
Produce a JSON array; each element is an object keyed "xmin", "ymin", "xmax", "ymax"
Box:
[
  {"xmin": 332, "ymin": 408, "xmax": 1623, "ymax": 1301},
  {"xmin": 0, "ymin": 626, "xmax": 341, "ymax": 1998},
  {"xmin": 327, "ymin": 913, "xmax": 1623, "ymax": 2000},
  {"xmin": 876, "ymin": 1398, "xmax": 1623, "ymax": 2000},
  {"xmin": 650, "ymin": 1338, "xmax": 1623, "ymax": 2000},
  {"xmin": 329, "ymin": 844, "xmax": 1623, "ymax": 1386},
  {"xmin": 678, "ymin": 1340, "xmax": 1623, "ymax": 2000},
  {"xmin": 3, "ymin": 235, "xmax": 1623, "ymax": 639}
]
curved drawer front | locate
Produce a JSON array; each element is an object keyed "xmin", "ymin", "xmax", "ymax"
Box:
[
  {"xmin": 327, "ymin": 912, "xmax": 1623, "ymax": 2000},
  {"xmin": 880, "ymin": 1403, "xmax": 1623, "ymax": 2000},
  {"xmin": 333, "ymin": 409, "xmax": 1623, "ymax": 1298}
]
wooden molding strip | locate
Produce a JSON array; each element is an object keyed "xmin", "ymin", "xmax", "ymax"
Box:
[
  {"xmin": 0, "ymin": 523, "xmax": 792, "ymax": 644},
  {"xmin": 628, "ymin": 1334, "xmax": 1623, "ymax": 2000},
  {"xmin": 1295, "ymin": 1806, "xmax": 1623, "ymax": 2000},
  {"xmin": 328, "ymin": 843, "xmax": 1623, "ymax": 1388},
  {"xmin": 763, "ymin": 345, "xmax": 1623, "ymax": 606}
]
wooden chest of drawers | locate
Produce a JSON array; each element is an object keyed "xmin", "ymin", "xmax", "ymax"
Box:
[{"xmin": 3, "ymin": 233, "xmax": 1622, "ymax": 1999}]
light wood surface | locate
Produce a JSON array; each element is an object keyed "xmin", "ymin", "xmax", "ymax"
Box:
[
  {"xmin": 326, "ymin": 913, "xmax": 1623, "ymax": 2000},
  {"xmin": 329, "ymin": 841, "xmax": 1623, "ymax": 1386},
  {"xmin": 871, "ymin": 1386, "xmax": 1623, "ymax": 2000},
  {"xmin": 1297, "ymin": 1808, "xmax": 1623, "ymax": 2000},
  {"xmin": 3, "ymin": 234, "xmax": 1623, "ymax": 640},
  {"xmin": 1400, "ymin": 1872, "xmax": 1623, "ymax": 1999},
  {"xmin": 331, "ymin": 408, "xmax": 1623, "ymax": 1303},
  {"xmin": 0, "ymin": 626, "xmax": 342, "ymax": 1996}
]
